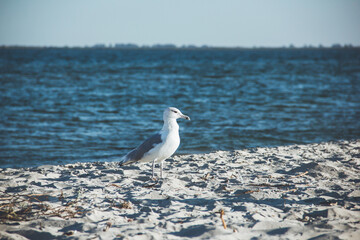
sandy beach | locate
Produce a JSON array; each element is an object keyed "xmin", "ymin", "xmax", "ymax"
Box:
[{"xmin": 0, "ymin": 140, "xmax": 359, "ymax": 239}]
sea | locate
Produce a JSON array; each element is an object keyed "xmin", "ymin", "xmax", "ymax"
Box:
[{"xmin": 1, "ymin": 47, "xmax": 359, "ymax": 168}]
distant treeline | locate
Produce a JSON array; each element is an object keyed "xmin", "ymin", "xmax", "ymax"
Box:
[
  {"xmin": 93, "ymin": 43, "xmax": 359, "ymax": 49},
  {"xmin": 1, "ymin": 43, "xmax": 359, "ymax": 50}
]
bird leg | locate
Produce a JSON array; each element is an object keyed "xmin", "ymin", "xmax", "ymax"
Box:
[
  {"xmin": 152, "ymin": 158, "xmax": 157, "ymax": 179},
  {"xmin": 160, "ymin": 161, "xmax": 164, "ymax": 179}
]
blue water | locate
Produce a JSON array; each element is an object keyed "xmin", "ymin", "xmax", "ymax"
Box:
[{"xmin": 1, "ymin": 48, "xmax": 359, "ymax": 168}]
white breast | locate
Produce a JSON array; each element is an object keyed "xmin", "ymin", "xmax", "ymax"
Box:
[{"xmin": 157, "ymin": 130, "xmax": 180, "ymax": 161}]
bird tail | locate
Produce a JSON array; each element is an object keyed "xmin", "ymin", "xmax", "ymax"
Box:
[
  {"xmin": 119, "ymin": 155, "xmax": 136, "ymax": 166},
  {"xmin": 119, "ymin": 156, "xmax": 129, "ymax": 166}
]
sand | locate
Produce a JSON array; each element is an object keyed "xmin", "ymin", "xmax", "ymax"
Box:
[{"xmin": 0, "ymin": 140, "xmax": 359, "ymax": 240}]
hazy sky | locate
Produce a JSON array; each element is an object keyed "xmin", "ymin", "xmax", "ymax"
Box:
[{"xmin": 1, "ymin": 0, "xmax": 359, "ymax": 47}]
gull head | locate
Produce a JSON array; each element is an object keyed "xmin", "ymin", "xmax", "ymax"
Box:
[{"xmin": 163, "ymin": 107, "xmax": 190, "ymax": 121}]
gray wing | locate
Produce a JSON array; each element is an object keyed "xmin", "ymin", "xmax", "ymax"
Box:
[{"xmin": 120, "ymin": 133, "xmax": 162, "ymax": 165}]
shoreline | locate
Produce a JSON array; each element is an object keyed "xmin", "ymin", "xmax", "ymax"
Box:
[{"xmin": 1, "ymin": 140, "xmax": 359, "ymax": 239}]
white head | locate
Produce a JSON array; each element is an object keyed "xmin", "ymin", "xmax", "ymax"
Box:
[{"xmin": 163, "ymin": 107, "xmax": 190, "ymax": 121}]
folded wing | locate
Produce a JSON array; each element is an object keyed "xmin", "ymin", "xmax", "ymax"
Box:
[{"xmin": 120, "ymin": 133, "xmax": 163, "ymax": 165}]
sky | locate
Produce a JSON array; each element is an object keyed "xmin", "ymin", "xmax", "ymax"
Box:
[{"xmin": 1, "ymin": 0, "xmax": 360, "ymax": 47}]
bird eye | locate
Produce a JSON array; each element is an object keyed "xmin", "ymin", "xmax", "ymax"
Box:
[{"xmin": 171, "ymin": 110, "xmax": 178, "ymax": 113}]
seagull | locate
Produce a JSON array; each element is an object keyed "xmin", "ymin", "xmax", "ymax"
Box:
[{"xmin": 120, "ymin": 107, "xmax": 190, "ymax": 178}]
